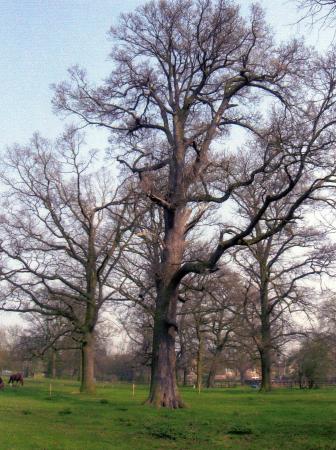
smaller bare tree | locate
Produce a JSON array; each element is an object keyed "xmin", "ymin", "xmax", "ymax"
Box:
[{"xmin": 0, "ymin": 130, "xmax": 137, "ymax": 393}]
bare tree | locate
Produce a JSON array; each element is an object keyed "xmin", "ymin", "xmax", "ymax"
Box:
[
  {"xmin": 52, "ymin": 0, "xmax": 336, "ymax": 407},
  {"xmin": 233, "ymin": 215, "xmax": 334, "ymax": 390},
  {"xmin": 296, "ymin": 0, "xmax": 336, "ymax": 26},
  {"xmin": 17, "ymin": 314, "xmax": 77, "ymax": 378},
  {"xmin": 202, "ymin": 271, "xmax": 244, "ymax": 388},
  {"xmin": 0, "ymin": 130, "xmax": 136, "ymax": 393},
  {"xmin": 289, "ymin": 333, "xmax": 335, "ymax": 388}
]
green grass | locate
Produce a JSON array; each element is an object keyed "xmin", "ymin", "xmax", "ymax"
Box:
[{"xmin": 0, "ymin": 379, "xmax": 336, "ymax": 449}]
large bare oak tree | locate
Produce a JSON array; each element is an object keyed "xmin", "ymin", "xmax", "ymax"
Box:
[{"xmin": 53, "ymin": 0, "xmax": 336, "ymax": 407}]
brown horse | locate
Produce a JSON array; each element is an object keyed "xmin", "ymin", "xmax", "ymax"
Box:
[
  {"xmin": 8, "ymin": 373, "xmax": 24, "ymax": 386},
  {"xmin": 0, "ymin": 377, "xmax": 4, "ymax": 390}
]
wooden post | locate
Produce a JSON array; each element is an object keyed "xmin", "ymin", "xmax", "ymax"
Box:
[
  {"xmin": 49, "ymin": 383, "xmax": 52, "ymax": 397},
  {"xmin": 132, "ymin": 383, "xmax": 135, "ymax": 398}
]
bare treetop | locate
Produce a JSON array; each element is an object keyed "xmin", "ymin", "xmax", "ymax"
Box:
[{"xmin": 297, "ymin": 0, "xmax": 336, "ymax": 26}]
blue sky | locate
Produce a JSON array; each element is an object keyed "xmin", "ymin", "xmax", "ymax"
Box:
[
  {"xmin": 0, "ymin": 0, "xmax": 334, "ymax": 327},
  {"xmin": 0, "ymin": 0, "xmax": 333, "ymax": 151},
  {"xmin": 0, "ymin": 1, "xmax": 143, "ymax": 147}
]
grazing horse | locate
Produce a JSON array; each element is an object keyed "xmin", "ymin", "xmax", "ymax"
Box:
[
  {"xmin": 0, "ymin": 377, "xmax": 4, "ymax": 390},
  {"xmin": 8, "ymin": 373, "xmax": 24, "ymax": 386}
]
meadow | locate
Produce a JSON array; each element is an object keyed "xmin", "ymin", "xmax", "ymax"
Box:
[{"xmin": 0, "ymin": 379, "xmax": 335, "ymax": 449}]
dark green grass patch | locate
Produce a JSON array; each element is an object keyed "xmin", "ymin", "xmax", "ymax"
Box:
[{"xmin": 0, "ymin": 380, "xmax": 336, "ymax": 449}]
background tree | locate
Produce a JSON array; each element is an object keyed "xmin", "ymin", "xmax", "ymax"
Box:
[
  {"xmin": 289, "ymin": 333, "xmax": 335, "ymax": 388},
  {"xmin": 17, "ymin": 314, "xmax": 77, "ymax": 379},
  {"xmin": 297, "ymin": 0, "xmax": 336, "ymax": 25},
  {"xmin": 231, "ymin": 176, "xmax": 335, "ymax": 390},
  {"xmin": 0, "ymin": 130, "xmax": 136, "ymax": 393}
]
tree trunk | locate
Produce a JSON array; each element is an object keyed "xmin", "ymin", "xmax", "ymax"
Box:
[
  {"xmin": 207, "ymin": 367, "xmax": 216, "ymax": 388},
  {"xmin": 207, "ymin": 347, "xmax": 223, "ymax": 388},
  {"xmin": 80, "ymin": 332, "xmax": 95, "ymax": 394},
  {"xmin": 207, "ymin": 356, "xmax": 218, "ymax": 388},
  {"xmin": 76, "ymin": 350, "xmax": 82, "ymax": 381},
  {"xmin": 147, "ymin": 302, "xmax": 184, "ymax": 408},
  {"xmin": 51, "ymin": 349, "xmax": 57, "ymax": 378},
  {"xmin": 146, "ymin": 204, "xmax": 189, "ymax": 408},
  {"xmin": 196, "ymin": 331, "xmax": 204, "ymax": 392},
  {"xmin": 259, "ymin": 313, "xmax": 272, "ymax": 391},
  {"xmin": 239, "ymin": 368, "xmax": 246, "ymax": 386},
  {"xmin": 183, "ymin": 367, "xmax": 188, "ymax": 386},
  {"xmin": 259, "ymin": 275, "xmax": 272, "ymax": 392},
  {"xmin": 260, "ymin": 347, "xmax": 272, "ymax": 391}
]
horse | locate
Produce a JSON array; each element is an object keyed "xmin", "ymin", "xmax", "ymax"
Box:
[
  {"xmin": 0, "ymin": 377, "xmax": 4, "ymax": 390},
  {"xmin": 8, "ymin": 373, "xmax": 24, "ymax": 386}
]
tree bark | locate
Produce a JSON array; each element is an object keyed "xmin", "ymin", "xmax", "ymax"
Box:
[
  {"xmin": 146, "ymin": 205, "xmax": 188, "ymax": 408},
  {"xmin": 147, "ymin": 308, "xmax": 184, "ymax": 408},
  {"xmin": 183, "ymin": 367, "xmax": 188, "ymax": 386},
  {"xmin": 260, "ymin": 346, "xmax": 272, "ymax": 391},
  {"xmin": 207, "ymin": 350, "xmax": 221, "ymax": 388},
  {"xmin": 51, "ymin": 349, "xmax": 57, "ymax": 378},
  {"xmin": 80, "ymin": 332, "xmax": 96, "ymax": 394},
  {"xmin": 259, "ymin": 302, "xmax": 272, "ymax": 391},
  {"xmin": 196, "ymin": 331, "xmax": 204, "ymax": 392},
  {"xmin": 259, "ymin": 266, "xmax": 272, "ymax": 392},
  {"xmin": 239, "ymin": 368, "xmax": 247, "ymax": 386}
]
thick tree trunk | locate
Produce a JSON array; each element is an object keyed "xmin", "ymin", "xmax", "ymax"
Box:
[
  {"xmin": 207, "ymin": 367, "xmax": 216, "ymax": 388},
  {"xmin": 207, "ymin": 341, "xmax": 226, "ymax": 388},
  {"xmin": 207, "ymin": 352, "xmax": 220, "ymax": 388},
  {"xmin": 260, "ymin": 346, "xmax": 272, "ymax": 391},
  {"xmin": 80, "ymin": 332, "xmax": 96, "ymax": 394},
  {"xmin": 259, "ymin": 306, "xmax": 272, "ymax": 391},
  {"xmin": 259, "ymin": 273, "xmax": 272, "ymax": 392},
  {"xmin": 147, "ymin": 203, "xmax": 189, "ymax": 408},
  {"xmin": 147, "ymin": 309, "xmax": 184, "ymax": 408}
]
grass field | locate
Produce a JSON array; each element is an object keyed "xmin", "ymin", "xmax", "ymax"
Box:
[{"xmin": 0, "ymin": 379, "xmax": 335, "ymax": 449}]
